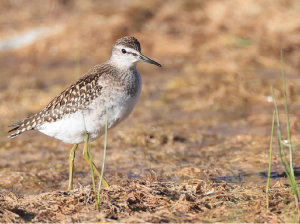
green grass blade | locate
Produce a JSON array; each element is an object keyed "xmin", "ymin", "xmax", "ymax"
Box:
[
  {"xmin": 266, "ymin": 111, "xmax": 275, "ymax": 209},
  {"xmin": 82, "ymin": 112, "xmax": 99, "ymax": 209},
  {"xmin": 271, "ymin": 87, "xmax": 290, "ymax": 176},
  {"xmin": 97, "ymin": 107, "xmax": 108, "ymax": 211},
  {"xmin": 271, "ymin": 55, "xmax": 300, "ymax": 203},
  {"xmin": 280, "ymin": 52, "xmax": 299, "ymax": 201},
  {"xmin": 280, "ymin": 140, "xmax": 297, "ymax": 148},
  {"xmin": 271, "ymin": 90, "xmax": 294, "ymax": 196},
  {"xmin": 86, "ymin": 133, "xmax": 99, "ymax": 209},
  {"xmin": 281, "ymin": 51, "xmax": 295, "ymax": 181}
]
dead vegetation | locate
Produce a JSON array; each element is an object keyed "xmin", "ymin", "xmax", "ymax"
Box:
[
  {"xmin": 1, "ymin": 0, "xmax": 300, "ymax": 222},
  {"xmin": 0, "ymin": 180, "xmax": 296, "ymax": 223}
]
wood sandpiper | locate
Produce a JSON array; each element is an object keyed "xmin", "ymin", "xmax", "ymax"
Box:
[{"xmin": 8, "ymin": 36, "xmax": 162, "ymax": 190}]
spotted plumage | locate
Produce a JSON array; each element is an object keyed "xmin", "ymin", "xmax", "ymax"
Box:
[
  {"xmin": 8, "ymin": 64, "xmax": 111, "ymax": 138},
  {"xmin": 8, "ymin": 36, "xmax": 161, "ymax": 144}
]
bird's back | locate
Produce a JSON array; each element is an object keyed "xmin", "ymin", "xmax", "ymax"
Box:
[
  {"xmin": 8, "ymin": 63, "xmax": 119, "ymax": 139},
  {"xmin": 8, "ymin": 36, "xmax": 161, "ymax": 144}
]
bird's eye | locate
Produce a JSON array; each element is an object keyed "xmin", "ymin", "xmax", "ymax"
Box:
[{"xmin": 122, "ymin": 49, "xmax": 127, "ymax": 54}]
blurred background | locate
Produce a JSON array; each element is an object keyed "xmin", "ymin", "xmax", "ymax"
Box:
[{"xmin": 1, "ymin": 0, "xmax": 300, "ymax": 194}]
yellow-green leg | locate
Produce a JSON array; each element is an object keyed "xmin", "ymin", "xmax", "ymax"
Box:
[
  {"xmin": 82, "ymin": 134, "xmax": 109, "ymax": 187},
  {"xmin": 68, "ymin": 144, "xmax": 78, "ymax": 190}
]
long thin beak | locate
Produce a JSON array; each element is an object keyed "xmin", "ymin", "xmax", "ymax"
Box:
[{"xmin": 139, "ymin": 55, "xmax": 162, "ymax": 67}]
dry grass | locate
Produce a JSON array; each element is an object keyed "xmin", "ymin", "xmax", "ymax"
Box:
[
  {"xmin": 0, "ymin": 180, "xmax": 295, "ymax": 223},
  {"xmin": 1, "ymin": 0, "xmax": 300, "ymax": 222}
]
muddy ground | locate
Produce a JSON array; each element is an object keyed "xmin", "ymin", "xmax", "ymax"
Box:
[{"xmin": 1, "ymin": 0, "xmax": 300, "ymax": 222}]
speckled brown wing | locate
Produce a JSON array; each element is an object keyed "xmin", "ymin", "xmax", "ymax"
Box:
[{"xmin": 8, "ymin": 64, "xmax": 114, "ymax": 138}]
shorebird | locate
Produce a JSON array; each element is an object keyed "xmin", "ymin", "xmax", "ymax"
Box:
[{"xmin": 8, "ymin": 36, "xmax": 162, "ymax": 190}]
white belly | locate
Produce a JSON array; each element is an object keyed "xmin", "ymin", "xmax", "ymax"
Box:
[{"xmin": 36, "ymin": 91, "xmax": 141, "ymax": 144}]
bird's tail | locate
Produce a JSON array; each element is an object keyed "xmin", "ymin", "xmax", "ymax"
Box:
[{"xmin": 8, "ymin": 111, "xmax": 44, "ymax": 138}]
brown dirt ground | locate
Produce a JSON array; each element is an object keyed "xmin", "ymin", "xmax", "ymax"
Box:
[
  {"xmin": 1, "ymin": 0, "xmax": 300, "ymax": 222},
  {"xmin": 0, "ymin": 180, "xmax": 296, "ymax": 223}
]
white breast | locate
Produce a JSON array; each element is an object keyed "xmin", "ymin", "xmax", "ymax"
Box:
[{"xmin": 37, "ymin": 71, "xmax": 142, "ymax": 144}]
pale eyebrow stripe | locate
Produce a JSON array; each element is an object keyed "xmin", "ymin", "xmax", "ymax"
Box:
[
  {"xmin": 128, "ymin": 52, "xmax": 138, "ymax": 56},
  {"xmin": 117, "ymin": 46, "xmax": 139, "ymax": 56}
]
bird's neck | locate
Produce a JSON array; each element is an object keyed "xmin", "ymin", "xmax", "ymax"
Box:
[{"xmin": 107, "ymin": 58, "xmax": 138, "ymax": 71}]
